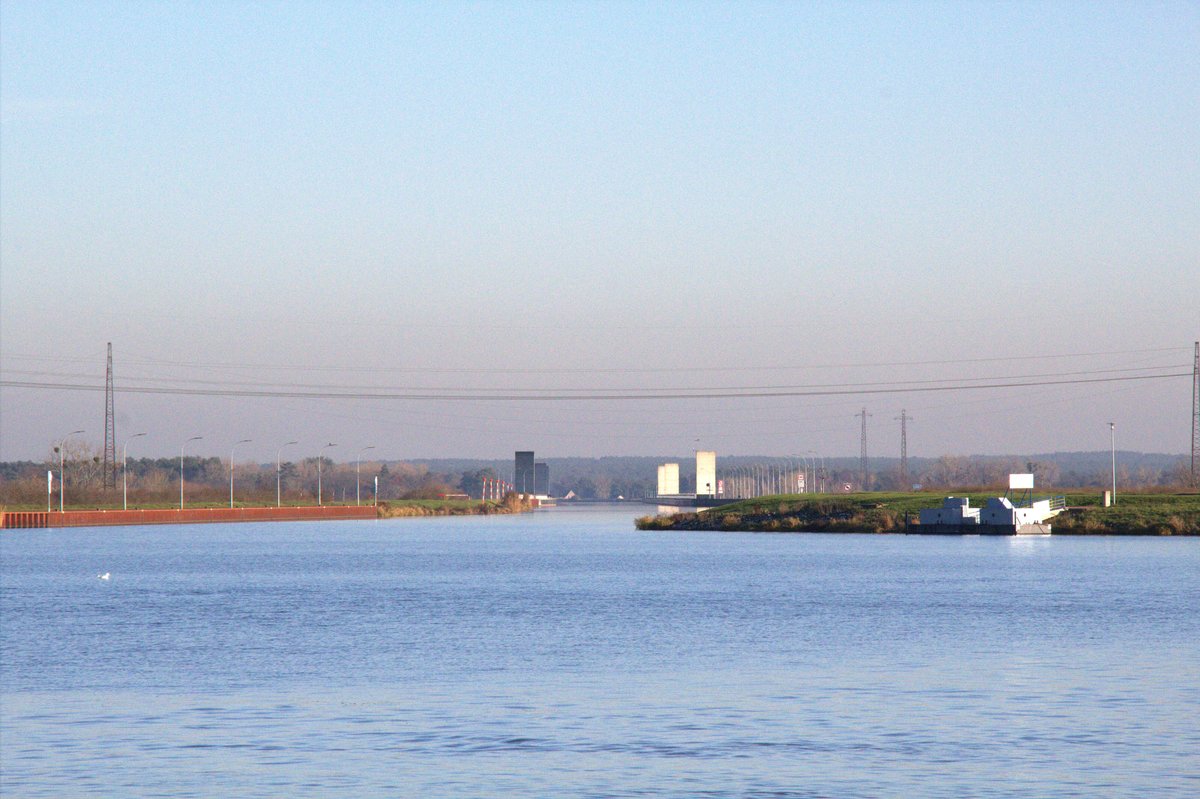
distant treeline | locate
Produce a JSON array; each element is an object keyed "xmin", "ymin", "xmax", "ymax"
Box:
[
  {"xmin": 413, "ymin": 451, "xmax": 1193, "ymax": 496},
  {"xmin": 0, "ymin": 449, "xmax": 1193, "ymax": 508}
]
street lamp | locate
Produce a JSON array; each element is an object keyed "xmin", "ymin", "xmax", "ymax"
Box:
[
  {"xmin": 356, "ymin": 446, "xmax": 376, "ymax": 506},
  {"xmin": 804, "ymin": 451, "xmax": 821, "ymax": 494},
  {"xmin": 230, "ymin": 439, "xmax": 252, "ymax": 508},
  {"xmin": 122, "ymin": 432, "xmax": 147, "ymax": 511},
  {"xmin": 1109, "ymin": 422, "xmax": 1117, "ymax": 506},
  {"xmin": 180, "ymin": 436, "xmax": 203, "ymax": 510},
  {"xmin": 809, "ymin": 451, "xmax": 825, "ymax": 494},
  {"xmin": 56, "ymin": 429, "xmax": 85, "ymax": 513},
  {"xmin": 277, "ymin": 440, "xmax": 298, "ymax": 508},
  {"xmin": 318, "ymin": 443, "xmax": 337, "ymax": 506}
]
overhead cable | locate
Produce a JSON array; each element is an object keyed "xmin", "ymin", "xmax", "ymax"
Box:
[{"xmin": 1, "ymin": 371, "xmax": 1189, "ymax": 402}]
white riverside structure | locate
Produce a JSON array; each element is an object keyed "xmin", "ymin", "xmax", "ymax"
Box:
[
  {"xmin": 695, "ymin": 451, "xmax": 717, "ymax": 498},
  {"xmin": 656, "ymin": 463, "xmax": 680, "ymax": 497},
  {"xmin": 917, "ymin": 474, "xmax": 1066, "ymax": 535},
  {"xmin": 652, "ymin": 451, "xmax": 736, "ymax": 508}
]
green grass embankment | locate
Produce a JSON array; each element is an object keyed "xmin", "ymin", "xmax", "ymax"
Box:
[
  {"xmin": 635, "ymin": 492, "xmax": 1200, "ymax": 535},
  {"xmin": 1049, "ymin": 493, "xmax": 1200, "ymax": 535},
  {"xmin": 377, "ymin": 495, "xmax": 531, "ymax": 518}
]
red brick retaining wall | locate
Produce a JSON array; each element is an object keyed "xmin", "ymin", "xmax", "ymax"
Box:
[{"xmin": 1, "ymin": 505, "xmax": 378, "ymax": 529}]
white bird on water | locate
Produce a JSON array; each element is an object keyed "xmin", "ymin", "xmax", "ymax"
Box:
[{"xmin": 97, "ymin": 572, "xmax": 110, "ymax": 581}]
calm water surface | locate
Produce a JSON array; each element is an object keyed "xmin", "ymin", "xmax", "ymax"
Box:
[{"xmin": 2, "ymin": 507, "xmax": 1198, "ymax": 797}]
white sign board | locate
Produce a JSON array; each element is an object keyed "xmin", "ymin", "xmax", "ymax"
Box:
[
  {"xmin": 1009, "ymin": 473, "xmax": 1034, "ymax": 490},
  {"xmin": 47, "ymin": 470, "xmax": 53, "ymax": 493}
]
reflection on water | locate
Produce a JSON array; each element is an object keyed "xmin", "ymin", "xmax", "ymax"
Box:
[
  {"xmin": 2, "ymin": 512, "xmax": 1198, "ymax": 797},
  {"xmin": 654, "ymin": 504, "xmax": 701, "ymax": 515},
  {"xmin": 1007, "ymin": 534, "xmax": 1053, "ymax": 554}
]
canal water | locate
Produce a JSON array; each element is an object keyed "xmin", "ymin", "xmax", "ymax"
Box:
[{"xmin": 2, "ymin": 508, "xmax": 1197, "ymax": 797}]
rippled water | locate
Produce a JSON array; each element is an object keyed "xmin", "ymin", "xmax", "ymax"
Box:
[{"xmin": 2, "ymin": 508, "xmax": 1198, "ymax": 797}]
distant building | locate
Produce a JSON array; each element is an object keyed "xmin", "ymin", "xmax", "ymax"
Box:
[
  {"xmin": 696, "ymin": 451, "xmax": 717, "ymax": 498},
  {"xmin": 534, "ymin": 462, "xmax": 550, "ymax": 495},
  {"xmin": 514, "ymin": 451, "xmax": 535, "ymax": 494},
  {"xmin": 657, "ymin": 463, "xmax": 680, "ymax": 496}
]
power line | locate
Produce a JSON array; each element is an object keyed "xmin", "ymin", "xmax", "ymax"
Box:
[
  {"xmin": 2, "ymin": 362, "xmax": 1183, "ymax": 394},
  {"xmin": 2, "ymin": 344, "xmax": 1190, "ymax": 376},
  {"xmin": 0, "ymin": 371, "xmax": 1189, "ymax": 402}
]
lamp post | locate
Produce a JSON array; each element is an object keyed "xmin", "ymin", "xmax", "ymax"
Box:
[
  {"xmin": 1109, "ymin": 422, "xmax": 1117, "ymax": 506},
  {"xmin": 318, "ymin": 443, "xmax": 336, "ymax": 506},
  {"xmin": 56, "ymin": 429, "xmax": 85, "ymax": 513},
  {"xmin": 806, "ymin": 451, "xmax": 822, "ymax": 494},
  {"xmin": 356, "ymin": 446, "xmax": 376, "ymax": 506},
  {"xmin": 230, "ymin": 439, "xmax": 252, "ymax": 508},
  {"xmin": 276, "ymin": 440, "xmax": 298, "ymax": 507},
  {"xmin": 122, "ymin": 432, "xmax": 147, "ymax": 511},
  {"xmin": 811, "ymin": 452, "xmax": 826, "ymax": 493},
  {"xmin": 180, "ymin": 436, "xmax": 203, "ymax": 510}
]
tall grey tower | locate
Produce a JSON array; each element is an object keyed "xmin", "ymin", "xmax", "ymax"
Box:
[
  {"xmin": 895, "ymin": 409, "xmax": 912, "ymax": 488},
  {"xmin": 102, "ymin": 342, "xmax": 116, "ymax": 490},
  {"xmin": 1191, "ymin": 341, "xmax": 1199, "ymax": 486},
  {"xmin": 855, "ymin": 407, "xmax": 871, "ymax": 491},
  {"xmin": 514, "ymin": 451, "xmax": 535, "ymax": 494}
]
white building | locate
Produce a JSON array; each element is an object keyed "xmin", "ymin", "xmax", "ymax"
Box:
[
  {"xmin": 917, "ymin": 474, "xmax": 1063, "ymax": 535},
  {"xmin": 979, "ymin": 497, "xmax": 1057, "ymax": 529},
  {"xmin": 696, "ymin": 451, "xmax": 717, "ymax": 497},
  {"xmin": 656, "ymin": 463, "xmax": 680, "ymax": 497},
  {"xmin": 919, "ymin": 497, "xmax": 980, "ymax": 527}
]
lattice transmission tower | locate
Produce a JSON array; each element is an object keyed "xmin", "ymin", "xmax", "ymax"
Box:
[
  {"xmin": 896, "ymin": 409, "xmax": 912, "ymax": 487},
  {"xmin": 1192, "ymin": 341, "xmax": 1199, "ymax": 487},
  {"xmin": 855, "ymin": 407, "xmax": 871, "ymax": 491},
  {"xmin": 102, "ymin": 342, "xmax": 116, "ymax": 490}
]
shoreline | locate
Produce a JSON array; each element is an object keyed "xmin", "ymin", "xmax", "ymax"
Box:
[
  {"xmin": 0, "ymin": 498, "xmax": 530, "ymax": 529},
  {"xmin": 635, "ymin": 492, "xmax": 1200, "ymax": 536}
]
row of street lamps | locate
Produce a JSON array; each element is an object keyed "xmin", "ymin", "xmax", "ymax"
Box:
[
  {"xmin": 720, "ymin": 452, "xmax": 825, "ymax": 499},
  {"xmin": 53, "ymin": 431, "xmax": 380, "ymax": 511}
]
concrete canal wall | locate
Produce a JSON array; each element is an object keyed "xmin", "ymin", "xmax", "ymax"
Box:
[{"xmin": 1, "ymin": 505, "xmax": 378, "ymax": 529}]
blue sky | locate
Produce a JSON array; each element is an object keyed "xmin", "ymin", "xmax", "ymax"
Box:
[{"xmin": 1, "ymin": 1, "xmax": 1197, "ymax": 462}]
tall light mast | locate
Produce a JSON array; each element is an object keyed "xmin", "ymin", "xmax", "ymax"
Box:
[
  {"xmin": 1191, "ymin": 340, "xmax": 1199, "ymax": 486},
  {"xmin": 895, "ymin": 409, "xmax": 912, "ymax": 488},
  {"xmin": 855, "ymin": 407, "xmax": 871, "ymax": 491},
  {"xmin": 103, "ymin": 343, "xmax": 116, "ymax": 490}
]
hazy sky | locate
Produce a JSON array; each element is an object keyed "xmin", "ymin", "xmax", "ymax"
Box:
[{"xmin": 2, "ymin": 1, "xmax": 1197, "ymax": 464}]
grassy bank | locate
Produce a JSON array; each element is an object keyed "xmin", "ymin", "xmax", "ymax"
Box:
[
  {"xmin": 376, "ymin": 494, "xmax": 531, "ymax": 518},
  {"xmin": 635, "ymin": 491, "xmax": 1200, "ymax": 535}
]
